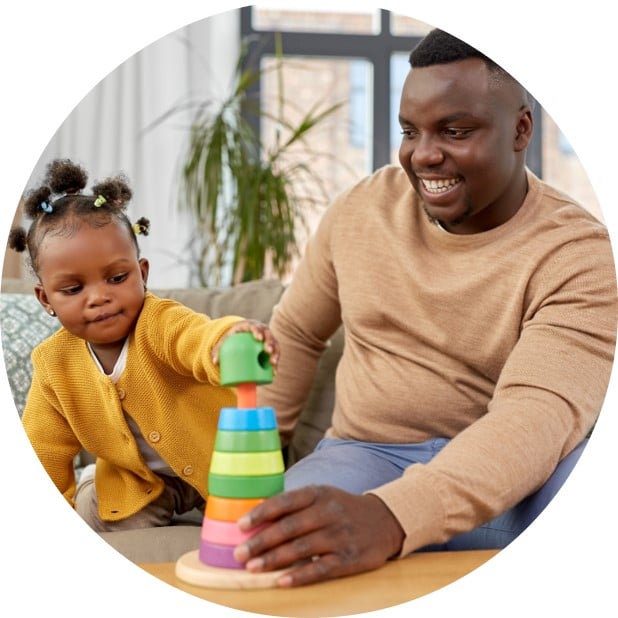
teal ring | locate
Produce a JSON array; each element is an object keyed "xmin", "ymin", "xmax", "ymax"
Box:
[{"xmin": 217, "ymin": 407, "xmax": 277, "ymax": 431}]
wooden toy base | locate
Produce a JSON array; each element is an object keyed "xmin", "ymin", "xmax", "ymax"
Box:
[{"xmin": 175, "ymin": 549, "xmax": 290, "ymax": 589}]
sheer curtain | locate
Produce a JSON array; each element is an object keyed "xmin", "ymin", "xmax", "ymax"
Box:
[{"xmin": 21, "ymin": 10, "xmax": 240, "ymax": 289}]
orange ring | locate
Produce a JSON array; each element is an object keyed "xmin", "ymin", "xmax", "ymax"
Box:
[{"xmin": 205, "ymin": 496, "xmax": 264, "ymax": 522}]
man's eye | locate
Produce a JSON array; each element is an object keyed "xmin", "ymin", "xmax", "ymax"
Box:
[
  {"xmin": 400, "ymin": 128, "xmax": 417, "ymax": 139},
  {"xmin": 444, "ymin": 128, "xmax": 472, "ymax": 138}
]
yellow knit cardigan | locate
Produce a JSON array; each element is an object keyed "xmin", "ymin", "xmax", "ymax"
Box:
[{"xmin": 22, "ymin": 293, "xmax": 242, "ymax": 521}]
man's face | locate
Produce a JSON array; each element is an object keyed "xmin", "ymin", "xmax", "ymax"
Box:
[{"xmin": 398, "ymin": 58, "xmax": 532, "ymax": 234}]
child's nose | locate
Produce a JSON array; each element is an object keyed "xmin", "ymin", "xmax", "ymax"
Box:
[{"xmin": 86, "ymin": 283, "xmax": 111, "ymax": 305}]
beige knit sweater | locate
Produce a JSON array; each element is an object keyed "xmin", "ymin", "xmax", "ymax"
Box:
[{"xmin": 259, "ymin": 165, "xmax": 617, "ymax": 555}]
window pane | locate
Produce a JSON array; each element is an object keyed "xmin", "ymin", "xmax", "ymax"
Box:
[
  {"xmin": 542, "ymin": 112, "xmax": 603, "ymax": 221},
  {"xmin": 390, "ymin": 52, "xmax": 410, "ymax": 162},
  {"xmin": 260, "ymin": 55, "xmax": 372, "ymax": 273},
  {"xmin": 253, "ymin": 5, "xmax": 380, "ymax": 34},
  {"xmin": 390, "ymin": 13, "xmax": 434, "ymax": 36}
]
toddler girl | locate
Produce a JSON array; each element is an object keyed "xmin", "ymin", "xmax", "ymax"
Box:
[{"xmin": 8, "ymin": 158, "xmax": 279, "ymax": 532}]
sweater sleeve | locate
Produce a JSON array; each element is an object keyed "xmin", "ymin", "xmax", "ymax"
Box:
[
  {"xmin": 258, "ymin": 200, "xmax": 344, "ymax": 445},
  {"xmin": 21, "ymin": 349, "xmax": 82, "ymax": 506},
  {"xmin": 136, "ymin": 295, "xmax": 243, "ymax": 385},
  {"xmin": 369, "ymin": 232, "xmax": 617, "ymax": 555}
]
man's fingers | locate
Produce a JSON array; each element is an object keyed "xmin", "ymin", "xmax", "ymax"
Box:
[
  {"xmin": 275, "ymin": 554, "xmax": 349, "ymax": 588},
  {"xmin": 234, "ymin": 487, "xmax": 332, "ymax": 565},
  {"xmin": 232, "ymin": 488, "xmax": 400, "ymax": 587},
  {"xmin": 237, "ymin": 486, "xmax": 322, "ymax": 529},
  {"xmin": 235, "ymin": 507, "xmax": 322, "ymax": 564},
  {"xmin": 239, "ymin": 528, "xmax": 342, "ymax": 576}
]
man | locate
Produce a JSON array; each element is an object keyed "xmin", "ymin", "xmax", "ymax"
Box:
[{"xmin": 233, "ymin": 29, "xmax": 617, "ymax": 587}]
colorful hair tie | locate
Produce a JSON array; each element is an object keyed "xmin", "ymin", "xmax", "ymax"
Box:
[
  {"xmin": 94, "ymin": 195, "xmax": 107, "ymax": 207},
  {"xmin": 132, "ymin": 221, "xmax": 150, "ymax": 236},
  {"xmin": 40, "ymin": 201, "xmax": 53, "ymax": 213}
]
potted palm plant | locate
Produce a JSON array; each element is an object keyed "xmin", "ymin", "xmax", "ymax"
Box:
[{"xmin": 171, "ymin": 35, "xmax": 343, "ymax": 287}]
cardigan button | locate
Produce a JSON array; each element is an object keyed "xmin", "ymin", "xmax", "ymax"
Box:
[
  {"xmin": 148, "ymin": 431, "xmax": 161, "ymax": 443},
  {"xmin": 117, "ymin": 388, "xmax": 126, "ymax": 400},
  {"xmin": 182, "ymin": 465, "xmax": 194, "ymax": 476}
]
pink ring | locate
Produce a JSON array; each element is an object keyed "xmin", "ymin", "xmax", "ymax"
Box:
[{"xmin": 201, "ymin": 516, "xmax": 265, "ymax": 545}]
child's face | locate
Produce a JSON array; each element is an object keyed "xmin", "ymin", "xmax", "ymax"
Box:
[{"xmin": 34, "ymin": 220, "xmax": 149, "ymax": 349}]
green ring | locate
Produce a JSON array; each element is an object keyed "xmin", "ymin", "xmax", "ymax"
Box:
[
  {"xmin": 208, "ymin": 473, "xmax": 284, "ymax": 499},
  {"xmin": 215, "ymin": 429, "xmax": 281, "ymax": 452}
]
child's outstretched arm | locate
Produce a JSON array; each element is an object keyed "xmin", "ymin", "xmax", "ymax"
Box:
[{"xmin": 211, "ymin": 320, "xmax": 280, "ymax": 370}]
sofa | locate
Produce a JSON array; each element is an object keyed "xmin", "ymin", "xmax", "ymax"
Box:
[{"xmin": 0, "ymin": 276, "xmax": 343, "ymax": 563}]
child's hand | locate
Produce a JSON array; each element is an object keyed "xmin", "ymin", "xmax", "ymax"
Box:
[{"xmin": 212, "ymin": 320, "xmax": 280, "ymax": 370}]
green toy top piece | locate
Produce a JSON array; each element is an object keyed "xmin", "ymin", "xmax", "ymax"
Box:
[{"xmin": 219, "ymin": 332, "xmax": 274, "ymax": 386}]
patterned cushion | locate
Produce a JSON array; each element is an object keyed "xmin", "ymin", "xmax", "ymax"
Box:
[{"xmin": 0, "ymin": 293, "xmax": 61, "ymax": 416}]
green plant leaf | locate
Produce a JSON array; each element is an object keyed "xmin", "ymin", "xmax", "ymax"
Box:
[{"xmin": 171, "ymin": 35, "xmax": 344, "ymax": 286}]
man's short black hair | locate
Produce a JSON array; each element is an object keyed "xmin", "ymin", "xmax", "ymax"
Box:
[
  {"xmin": 410, "ymin": 28, "xmax": 501, "ymax": 73},
  {"xmin": 408, "ymin": 27, "xmax": 535, "ymax": 109}
]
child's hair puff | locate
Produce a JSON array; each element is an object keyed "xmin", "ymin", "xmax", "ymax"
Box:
[
  {"xmin": 9, "ymin": 159, "xmax": 150, "ymax": 275},
  {"xmin": 46, "ymin": 158, "xmax": 89, "ymax": 196}
]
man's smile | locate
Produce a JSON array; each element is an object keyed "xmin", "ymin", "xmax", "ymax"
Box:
[{"xmin": 419, "ymin": 177, "xmax": 461, "ymax": 194}]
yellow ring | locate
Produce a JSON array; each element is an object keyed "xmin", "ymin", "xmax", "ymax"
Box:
[{"xmin": 209, "ymin": 450, "xmax": 284, "ymax": 476}]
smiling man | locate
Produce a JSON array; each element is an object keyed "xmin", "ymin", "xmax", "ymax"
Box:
[
  {"xmin": 233, "ymin": 29, "xmax": 617, "ymax": 587},
  {"xmin": 399, "ymin": 44, "xmax": 532, "ymax": 233}
]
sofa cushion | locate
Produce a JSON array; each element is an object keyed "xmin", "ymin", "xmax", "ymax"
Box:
[
  {"xmin": 100, "ymin": 525, "xmax": 201, "ymax": 563},
  {"xmin": 0, "ymin": 293, "xmax": 61, "ymax": 416},
  {"xmin": 153, "ymin": 278, "xmax": 285, "ymax": 323}
]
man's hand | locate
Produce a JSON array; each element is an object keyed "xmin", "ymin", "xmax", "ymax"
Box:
[{"xmin": 233, "ymin": 485, "xmax": 405, "ymax": 587}]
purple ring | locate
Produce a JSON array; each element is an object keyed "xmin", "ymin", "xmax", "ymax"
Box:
[{"xmin": 199, "ymin": 539, "xmax": 245, "ymax": 569}]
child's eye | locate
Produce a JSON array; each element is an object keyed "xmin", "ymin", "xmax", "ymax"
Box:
[
  {"xmin": 109, "ymin": 273, "xmax": 129, "ymax": 284},
  {"xmin": 60, "ymin": 285, "xmax": 82, "ymax": 295}
]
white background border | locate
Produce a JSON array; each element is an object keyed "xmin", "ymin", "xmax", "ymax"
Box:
[{"xmin": 1, "ymin": 1, "xmax": 616, "ymax": 616}]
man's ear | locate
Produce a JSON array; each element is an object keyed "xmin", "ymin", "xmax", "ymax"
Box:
[
  {"xmin": 34, "ymin": 283, "xmax": 53, "ymax": 315},
  {"xmin": 139, "ymin": 258, "xmax": 150, "ymax": 289},
  {"xmin": 514, "ymin": 106, "xmax": 534, "ymax": 152}
]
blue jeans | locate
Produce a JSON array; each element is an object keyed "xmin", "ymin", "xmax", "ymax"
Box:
[{"xmin": 284, "ymin": 437, "xmax": 587, "ymax": 551}]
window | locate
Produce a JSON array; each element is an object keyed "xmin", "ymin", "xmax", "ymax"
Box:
[
  {"xmin": 241, "ymin": 6, "xmax": 601, "ymax": 224},
  {"xmin": 241, "ymin": 6, "xmax": 439, "ymax": 175}
]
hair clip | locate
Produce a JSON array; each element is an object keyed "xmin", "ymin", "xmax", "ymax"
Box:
[
  {"xmin": 40, "ymin": 201, "xmax": 53, "ymax": 213},
  {"xmin": 132, "ymin": 219, "xmax": 150, "ymax": 236},
  {"xmin": 94, "ymin": 195, "xmax": 107, "ymax": 207}
]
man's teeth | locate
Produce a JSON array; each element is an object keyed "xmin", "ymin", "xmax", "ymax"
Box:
[{"xmin": 422, "ymin": 178, "xmax": 460, "ymax": 193}]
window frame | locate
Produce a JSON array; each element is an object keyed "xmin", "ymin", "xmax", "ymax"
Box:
[{"xmin": 239, "ymin": 6, "xmax": 543, "ymax": 175}]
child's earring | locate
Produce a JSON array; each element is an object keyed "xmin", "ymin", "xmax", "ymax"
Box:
[{"xmin": 48, "ymin": 309, "xmax": 56, "ymax": 317}]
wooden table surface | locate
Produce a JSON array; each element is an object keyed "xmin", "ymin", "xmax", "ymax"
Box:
[{"xmin": 139, "ymin": 549, "xmax": 499, "ymax": 617}]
